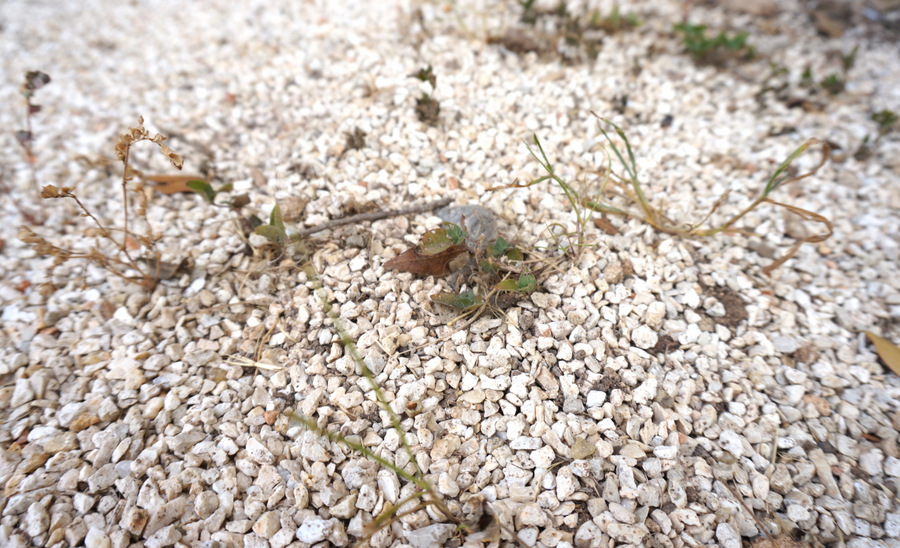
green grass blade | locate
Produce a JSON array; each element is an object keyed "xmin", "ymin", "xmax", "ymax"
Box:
[{"xmin": 762, "ymin": 138, "xmax": 827, "ymax": 196}]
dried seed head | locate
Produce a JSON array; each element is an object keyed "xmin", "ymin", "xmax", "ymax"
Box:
[
  {"xmin": 21, "ymin": 71, "xmax": 50, "ymax": 96},
  {"xmin": 18, "ymin": 226, "xmax": 44, "ymax": 245},
  {"xmin": 40, "ymin": 185, "xmax": 61, "ymax": 198},
  {"xmin": 159, "ymin": 144, "xmax": 183, "ymax": 169}
]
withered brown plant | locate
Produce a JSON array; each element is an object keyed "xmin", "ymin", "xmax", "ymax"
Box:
[
  {"xmin": 2, "ymin": 71, "xmax": 52, "ymax": 224},
  {"xmin": 20, "ymin": 116, "xmax": 184, "ymax": 294}
]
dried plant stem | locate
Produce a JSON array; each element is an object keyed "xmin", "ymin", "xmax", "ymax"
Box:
[
  {"xmin": 22, "ymin": 116, "xmax": 184, "ymax": 294},
  {"xmin": 119, "ymin": 148, "xmax": 138, "ymax": 267},
  {"xmin": 297, "ymin": 196, "xmax": 452, "ymax": 237}
]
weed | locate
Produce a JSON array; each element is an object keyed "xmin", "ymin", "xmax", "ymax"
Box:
[
  {"xmin": 588, "ymin": 5, "xmax": 640, "ymax": 34},
  {"xmin": 412, "ymin": 65, "xmax": 440, "ymax": 124},
  {"xmin": 800, "ymin": 65, "xmax": 815, "ymax": 88},
  {"xmin": 200, "ymin": 192, "xmax": 501, "ymax": 543},
  {"xmin": 497, "ymin": 2, "xmax": 638, "ymax": 63},
  {"xmin": 288, "ymin": 267, "xmax": 467, "ymax": 541},
  {"xmin": 673, "ymin": 23, "xmax": 755, "ymax": 65},
  {"xmin": 488, "ymin": 134, "xmax": 602, "ymax": 261},
  {"xmin": 872, "ymin": 109, "xmax": 898, "ymax": 139},
  {"xmin": 518, "ymin": 0, "xmax": 538, "ymax": 25},
  {"xmin": 344, "ymin": 127, "xmax": 367, "ymax": 151},
  {"xmin": 20, "ymin": 116, "xmax": 184, "ymax": 294},
  {"xmin": 819, "ymin": 73, "xmax": 845, "ymax": 95},
  {"xmin": 595, "ymin": 114, "xmax": 831, "ymax": 274},
  {"xmin": 841, "ymin": 44, "xmax": 859, "ymax": 72},
  {"xmin": 854, "ymin": 109, "xmax": 898, "ymax": 160},
  {"xmin": 497, "ymin": 113, "xmax": 831, "ymax": 275},
  {"xmin": 3, "ymin": 71, "xmax": 53, "ymax": 224},
  {"xmin": 15, "ymin": 71, "xmax": 51, "ymax": 196},
  {"xmin": 187, "ymin": 179, "xmax": 235, "ymax": 207}
]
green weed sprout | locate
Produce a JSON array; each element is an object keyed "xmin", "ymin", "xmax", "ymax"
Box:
[
  {"xmin": 187, "ymin": 179, "xmax": 236, "ymax": 207},
  {"xmin": 287, "ymin": 254, "xmax": 467, "ymax": 542},
  {"xmin": 239, "ymin": 201, "xmax": 468, "ymax": 541},
  {"xmin": 585, "ymin": 113, "xmax": 832, "ymax": 274},
  {"xmin": 673, "ymin": 23, "xmax": 754, "ymax": 64},
  {"xmin": 872, "ymin": 109, "xmax": 898, "ymax": 140},
  {"xmin": 488, "ymin": 135, "xmax": 598, "ymax": 259}
]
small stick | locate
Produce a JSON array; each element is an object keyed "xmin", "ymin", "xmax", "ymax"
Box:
[{"xmin": 297, "ymin": 196, "xmax": 452, "ymax": 237}]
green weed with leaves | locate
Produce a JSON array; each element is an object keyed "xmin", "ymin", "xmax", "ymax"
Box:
[{"xmin": 229, "ymin": 200, "xmax": 504, "ymax": 544}]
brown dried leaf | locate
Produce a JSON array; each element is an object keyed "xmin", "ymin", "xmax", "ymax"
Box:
[
  {"xmin": 384, "ymin": 244, "xmax": 467, "ymax": 277},
  {"xmin": 144, "ymin": 174, "xmax": 207, "ymax": 195},
  {"xmin": 865, "ymin": 331, "xmax": 900, "ymax": 376},
  {"xmin": 159, "ymin": 144, "xmax": 184, "ymax": 169},
  {"xmin": 593, "ymin": 216, "xmax": 619, "ymax": 235}
]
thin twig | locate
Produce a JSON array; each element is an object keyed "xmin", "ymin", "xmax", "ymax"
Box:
[{"xmin": 297, "ymin": 196, "xmax": 452, "ymax": 237}]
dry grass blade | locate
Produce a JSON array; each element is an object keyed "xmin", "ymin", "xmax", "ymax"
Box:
[
  {"xmin": 760, "ymin": 199, "xmax": 833, "ymax": 275},
  {"xmin": 225, "ymin": 355, "xmax": 284, "ymax": 371}
]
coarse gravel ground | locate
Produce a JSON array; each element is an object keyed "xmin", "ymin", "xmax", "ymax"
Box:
[{"xmin": 2, "ymin": 1, "xmax": 900, "ymax": 547}]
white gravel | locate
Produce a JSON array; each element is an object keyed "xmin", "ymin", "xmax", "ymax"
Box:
[{"xmin": 2, "ymin": 0, "xmax": 900, "ymax": 547}]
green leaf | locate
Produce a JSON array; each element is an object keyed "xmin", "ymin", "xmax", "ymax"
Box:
[
  {"xmin": 487, "ymin": 237, "xmax": 510, "ymax": 258},
  {"xmin": 496, "ymin": 272, "xmax": 536, "ymax": 293},
  {"xmin": 217, "ymin": 182, "xmax": 234, "ymax": 194},
  {"xmin": 494, "ymin": 279, "xmax": 520, "ymax": 292},
  {"xmin": 517, "ymin": 273, "xmax": 537, "ymax": 292},
  {"xmin": 255, "ymin": 224, "xmax": 287, "ymax": 244},
  {"xmin": 187, "ymin": 180, "xmax": 216, "ymax": 203},
  {"xmin": 269, "ymin": 202, "xmax": 285, "ymax": 231},
  {"xmin": 444, "ymin": 222, "xmax": 467, "ymax": 246},
  {"xmin": 432, "ymin": 289, "xmax": 482, "ymax": 310},
  {"xmin": 421, "ymin": 228, "xmax": 455, "ymax": 255},
  {"xmin": 505, "ymin": 247, "xmax": 524, "ymax": 261},
  {"xmin": 248, "ymin": 214, "xmax": 263, "ymax": 230},
  {"xmin": 480, "ymin": 259, "xmax": 498, "ymax": 276}
]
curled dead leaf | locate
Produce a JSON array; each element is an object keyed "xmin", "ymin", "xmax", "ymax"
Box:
[{"xmin": 384, "ymin": 244, "xmax": 467, "ymax": 277}]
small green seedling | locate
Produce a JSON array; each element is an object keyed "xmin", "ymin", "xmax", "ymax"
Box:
[
  {"xmin": 412, "ymin": 65, "xmax": 436, "ymax": 88},
  {"xmin": 254, "ymin": 202, "xmax": 288, "ymax": 245},
  {"xmin": 495, "ymin": 271, "xmax": 537, "ymax": 293},
  {"xmin": 673, "ymin": 23, "xmax": 754, "ymax": 64},
  {"xmin": 819, "ymin": 73, "xmax": 845, "ymax": 95},
  {"xmin": 412, "ymin": 65, "xmax": 440, "ymax": 124},
  {"xmin": 188, "ymin": 179, "xmax": 235, "ymax": 207},
  {"xmin": 589, "ymin": 5, "xmax": 640, "ymax": 33},
  {"xmin": 872, "ymin": 109, "xmax": 897, "ymax": 139}
]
